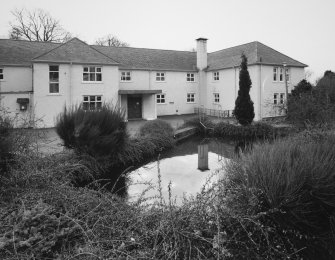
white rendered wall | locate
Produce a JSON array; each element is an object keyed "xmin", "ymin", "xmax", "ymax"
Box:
[
  {"xmin": 119, "ymin": 70, "xmax": 199, "ymax": 116},
  {"xmin": 33, "ymin": 63, "xmax": 119, "ymax": 127},
  {"xmin": 0, "ymin": 67, "xmax": 32, "ymax": 92}
]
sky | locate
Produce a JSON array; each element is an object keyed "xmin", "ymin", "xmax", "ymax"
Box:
[{"xmin": 0, "ymin": 0, "xmax": 334, "ymax": 82}]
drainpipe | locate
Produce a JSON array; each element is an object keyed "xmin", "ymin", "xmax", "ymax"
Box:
[
  {"xmin": 69, "ymin": 62, "xmax": 73, "ymax": 106},
  {"xmin": 259, "ymin": 64, "xmax": 262, "ymax": 120}
]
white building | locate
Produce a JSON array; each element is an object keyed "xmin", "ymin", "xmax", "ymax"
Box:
[{"xmin": 0, "ymin": 37, "xmax": 307, "ymax": 127}]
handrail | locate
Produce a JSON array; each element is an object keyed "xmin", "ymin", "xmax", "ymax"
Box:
[{"xmin": 194, "ymin": 107, "xmax": 234, "ymax": 118}]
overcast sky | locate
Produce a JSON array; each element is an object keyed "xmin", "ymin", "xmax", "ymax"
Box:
[{"xmin": 0, "ymin": 0, "xmax": 334, "ymax": 82}]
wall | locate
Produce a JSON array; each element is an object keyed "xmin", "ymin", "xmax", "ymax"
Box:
[
  {"xmin": 261, "ymin": 65, "xmax": 305, "ymax": 118},
  {"xmin": 33, "ymin": 63, "xmax": 119, "ymax": 127},
  {"xmin": 0, "ymin": 66, "xmax": 32, "ymax": 92},
  {"xmin": 119, "ymin": 70, "xmax": 199, "ymax": 116},
  {"xmin": 142, "ymin": 94, "xmax": 156, "ymax": 120}
]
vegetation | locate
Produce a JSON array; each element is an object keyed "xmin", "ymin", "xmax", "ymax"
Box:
[
  {"xmin": 234, "ymin": 54, "xmax": 255, "ymax": 125},
  {"xmin": 288, "ymin": 71, "xmax": 335, "ymax": 127}
]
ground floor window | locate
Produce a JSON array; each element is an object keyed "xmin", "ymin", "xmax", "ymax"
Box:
[
  {"xmin": 0, "ymin": 68, "xmax": 3, "ymax": 80},
  {"xmin": 156, "ymin": 94, "xmax": 166, "ymax": 104},
  {"xmin": 187, "ymin": 93, "xmax": 195, "ymax": 103},
  {"xmin": 82, "ymin": 95, "xmax": 102, "ymax": 110},
  {"xmin": 274, "ymin": 93, "xmax": 285, "ymax": 105},
  {"xmin": 214, "ymin": 93, "xmax": 220, "ymax": 103},
  {"xmin": 49, "ymin": 65, "xmax": 59, "ymax": 93}
]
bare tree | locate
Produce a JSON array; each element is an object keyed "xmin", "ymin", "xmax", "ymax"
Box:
[
  {"xmin": 95, "ymin": 34, "xmax": 129, "ymax": 47},
  {"xmin": 9, "ymin": 8, "xmax": 71, "ymax": 42}
]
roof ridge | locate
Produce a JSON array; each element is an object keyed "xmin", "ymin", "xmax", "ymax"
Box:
[
  {"xmin": 257, "ymin": 41, "xmax": 307, "ymax": 66},
  {"xmin": 93, "ymin": 44, "xmax": 196, "ymax": 53},
  {"xmin": 209, "ymin": 41, "xmax": 258, "ymax": 55},
  {"xmin": 0, "ymin": 38, "xmax": 60, "ymax": 45}
]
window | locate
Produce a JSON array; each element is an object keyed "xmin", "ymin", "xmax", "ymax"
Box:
[
  {"xmin": 274, "ymin": 93, "xmax": 285, "ymax": 105},
  {"xmin": 49, "ymin": 65, "xmax": 59, "ymax": 93},
  {"xmin": 273, "ymin": 67, "xmax": 278, "ymax": 81},
  {"xmin": 280, "ymin": 93, "xmax": 285, "ymax": 104},
  {"xmin": 187, "ymin": 93, "xmax": 195, "ymax": 103},
  {"xmin": 213, "ymin": 71, "xmax": 219, "ymax": 81},
  {"xmin": 187, "ymin": 73, "xmax": 195, "ymax": 82},
  {"xmin": 83, "ymin": 66, "xmax": 102, "ymax": 82},
  {"xmin": 156, "ymin": 72, "xmax": 165, "ymax": 81},
  {"xmin": 0, "ymin": 68, "xmax": 3, "ymax": 80},
  {"xmin": 285, "ymin": 68, "xmax": 290, "ymax": 82},
  {"xmin": 214, "ymin": 93, "xmax": 220, "ymax": 103},
  {"xmin": 156, "ymin": 94, "xmax": 166, "ymax": 104},
  {"xmin": 279, "ymin": 68, "xmax": 284, "ymax": 82},
  {"xmin": 82, "ymin": 96, "xmax": 102, "ymax": 110},
  {"xmin": 121, "ymin": 71, "xmax": 131, "ymax": 81}
]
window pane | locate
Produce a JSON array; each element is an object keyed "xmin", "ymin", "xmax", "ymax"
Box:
[
  {"xmin": 89, "ymin": 73, "xmax": 96, "ymax": 81},
  {"xmin": 97, "ymin": 96, "xmax": 102, "ymax": 101},
  {"xmin": 49, "ymin": 65, "xmax": 59, "ymax": 71},
  {"xmin": 96, "ymin": 67, "xmax": 102, "ymax": 72},
  {"xmin": 89, "ymin": 67, "xmax": 95, "ymax": 72},
  {"xmin": 82, "ymin": 102, "xmax": 89, "ymax": 110},
  {"xmin": 90, "ymin": 102, "xmax": 95, "ymax": 110},
  {"xmin": 49, "ymin": 72, "xmax": 59, "ymax": 81},
  {"xmin": 0, "ymin": 74, "xmax": 3, "ymax": 80},
  {"xmin": 96, "ymin": 73, "xmax": 102, "ymax": 81},
  {"xmin": 83, "ymin": 67, "xmax": 89, "ymax": 72},
  {"xmin": 83, "ymin": 96, "xmax": 88, "ymax": 101},
  {"xmin": 90, "ymin": 96, "xmax": 96, "ymax": 101},
  {"xmin": 96, "ymin": 102, "xmax": 102, "ymax": 109},
  {"xmin": 49, "ymin": 83, "xmax": 59, "ymax": 93},
  {"xmin": 83, "ymin": 73, "xmax": 89, "ymax": 81}
]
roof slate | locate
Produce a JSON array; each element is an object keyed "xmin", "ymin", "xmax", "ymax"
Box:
[
  {"xmin": 33, "ymin": 38, "xmax": 118, "ymax": 65},
  {"xmin": 0, "ymin": 38, "xmax": 307, "ymax": 69}
]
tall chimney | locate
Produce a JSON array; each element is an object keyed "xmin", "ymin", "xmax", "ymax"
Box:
[{"xmin": 196, "ymin": 38, "xmax": 208, "ymax": 70}]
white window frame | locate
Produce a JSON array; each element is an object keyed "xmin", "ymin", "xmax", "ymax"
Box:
[
  {"xmin": 285, "ymin": 68, "xmax": 290, "ymax": 82},
  {"xmin": 156, "ymin": 72, "xmax": 165, "ymax": 82},
  {"xmin": 279, "ymin": 93, "xmax": 285, "ymax": 104},
  {"xmin": 213, "ymin": 93, "xmax": 220, "ymax": 103},
  {"xmin": 156, "ymin": 93, "xmax": 166, "ymax": 104},
  {"xmin": 49, "ymin": 65, "xmax": 59, "ymax": 94},
  {"xmin": 83, "ymin": 66, "xmax": 102, "ymax": 82},
  {"xmin": 0, "ymin": 68, "xmax": 3, "ymax": 80},
  {"xmin": 82, "ymin": 95, "xmax": 102, "ymax": 110},
  {"xmin": 273, "ymin": 67, "xmax": 278, "ymax": 81},
  {"xmin": 279, "ymin": 67, "xmax": 284, "ymax": 82},
  {"xmin": 187, "ymin": 93, "xmax": 195, "ymax": 103},
  {"xmin": 120, "ymin": 71, "xmax": 131, "ymax": 82},
  {"xmin": 186, "ymin": 73, "xmax": 195, "ymax": 82},
  {"xmin": 274, "ymin": 93, "xmax": 279, "ymax": 105},
  {"xmin": 213, "ymin": 71, "xmax": 220, "ymax": 81}
]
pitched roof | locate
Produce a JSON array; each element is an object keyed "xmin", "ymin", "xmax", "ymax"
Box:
[
  {"xmin": 208, "ymin": 41, "xmax": 307, "ymax": 71},
  {"xmin": 0, "ymin": 38, "xmax": 307, "ymax": 69},
  {"xmin": 93, "ymin": 45, "xmax": 197, "ymax": 71},
  {"xmin": 33, "ymin": 38, "xmax": 118, "ymax": 65},
  {"xmin": 0, "ymin": 39, "xmax": 57, "ymax": 66}
]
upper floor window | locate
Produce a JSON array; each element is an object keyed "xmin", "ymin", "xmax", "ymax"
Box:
[
  {"xmin": 273, "ymin": 67, "xmax": 278, "ymax": 81},
  {"xmin": 49, "ymin": 65, "xmax": 59, "ymax": 93},
  {"xmin": 156, "ymin": 94, "xmax": 166, "ymax": 104},
  {"xmin": 156, "ymin": 72, "xmax": 165, "ymax": 81},
  {"xmin": 121, "ymin": 71, "xmax": 131, "ymax": 81},
  {"xmin": 187, "ymin": 73, "xmax": 195, "ymax": 82},
  {"xmin": 82, "ymin": 95, "xmax": 102, "ymax": 110},
  {"xmin": 214, "ymin": 93, "xmax": 220, "ymax": 103},
  {"xmin": 285, "ymin": 68, "xmax": 290, "ymax": 82},
  {"xmin": 83, "ymin": 66, "xmax": 102, "ymax": 82},
  {"xmin": 213, "ymin": 71, "xmax": 219, "ymax": 81},
  {"xmin": 279, "ymin": 68, "xmax": 284, "ymax": 82},
  {"xmin": 0, "ymin": 68, "xmax": 3, "ymax": 80},
  {"xmin": 187, "ymin": 93, "xmax": 195, "ymax": 103}
]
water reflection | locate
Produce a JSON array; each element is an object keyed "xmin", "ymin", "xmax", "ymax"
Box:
[{"xmin": 128, "ymin": 138, "xmax": 233, "ymax": 204}]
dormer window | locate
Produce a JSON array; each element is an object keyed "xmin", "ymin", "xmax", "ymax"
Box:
[
  {"xmin": 213, "ymin": 71, "xmax": 219, "ymax": 81},
  {"xmin": 83, "ymin": 66, "xmax": 102, "ymax": 82},
  {"xmin": 121, "ymin": 71, "xmax": 131, "ymax": 81}
]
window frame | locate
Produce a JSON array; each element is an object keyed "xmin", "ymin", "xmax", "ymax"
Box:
[
  {"xmin": 187, "ymin": 93, "xmax": 195, "ymax": 103},
  {"xmin": 82, "ymin": 95, "xmax": 102, "ymax": 111},
  {"xmin": 49, "ymin": 65, "xmax": 59, "ymax": 94},
  {"xmin": 213, "ymin": 93, "xmax": 220, "ymax": 104},
  {"xmin": 186, "ymin": 73, "xmax": 195, "ymax": 82},
  {"xmin": 83, "ymin": 66, "xmax": 102, "ymax": 82},
  {"xmin": 279, "ymin": 93, "xmax": 285, "ymax": 104},
  {"xmin": 273, "ymin": 93, "xmax": 278, "ymax": 105},
  {"xmin": 213, "ymin": 71, "xmax": 220, "ymax": 81},
  {"xmin": 120, "ymin": 71, "xmax": 132, "ymax": 82},
  {"xmin": 273, "ymin": 67, "xmax": 278, "ymax": 81},
  {"xmin": 0, "ymin": 68, "xmax": 3, "ymax": 80},
  {"xmin": 156, "ymin": 93, "xmax": 166, "ymax": 104},
  {"xmin": 285, "ymin": 68, "xmax": 290, "ymax": 82},
  {"xmin": 156, "ymin": 72, "xmax": 166, "ymax": 82},
  {"xmin": 279, "ymin": 67, "xmax": 284, "ymax": 82}
]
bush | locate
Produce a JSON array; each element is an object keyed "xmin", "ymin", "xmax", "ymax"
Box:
[
  {"xmin": 56, "ymin": 103, "xmax": 127, "ymax": 157},
  {"xmin": 224, "ymin": 132, "xmax": 335, "ymax": 259},
  {"xmin": 0, "ymin": 115, "xmax": 13, "ymax": 173}
]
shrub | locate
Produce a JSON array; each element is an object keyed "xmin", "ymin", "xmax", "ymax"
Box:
[
  {"xmin": 224, "ymin": 132, "xmax": 335, "ymax": 259},
  {"xmin": 56, "ymin": 103, "xmax": 127, "ymax": 157},
  {"xmin": 234, "ymin": 54, "xmax": 255, "ymax": 125},
  {"xmin": 0, "ymin": 114, "xmax": 13, "ymax": 173}
]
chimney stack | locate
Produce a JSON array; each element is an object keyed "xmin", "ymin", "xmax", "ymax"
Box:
[{"xmin": 196, "ymin": 38, "xmax": 208, "ymax": 70}]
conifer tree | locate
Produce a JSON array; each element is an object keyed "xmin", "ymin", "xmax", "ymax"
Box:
[{"xmin": 234, "ymin": 54, "xmax": 255, "ymax": 125}]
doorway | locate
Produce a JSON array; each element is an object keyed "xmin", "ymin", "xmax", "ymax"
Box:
[{"xmin": 127, "ymin": 95, "xmax": 142, "ymax": 119}]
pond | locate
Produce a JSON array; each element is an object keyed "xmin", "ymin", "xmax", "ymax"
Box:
[{"xmin": 127, "ymin": 136, "xmax": 235, "ymax": 204}]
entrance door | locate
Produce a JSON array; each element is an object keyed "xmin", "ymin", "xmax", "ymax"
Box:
[{"xmin": 128, "ymin": 95, "xmax": 142, "ymax": 119}]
